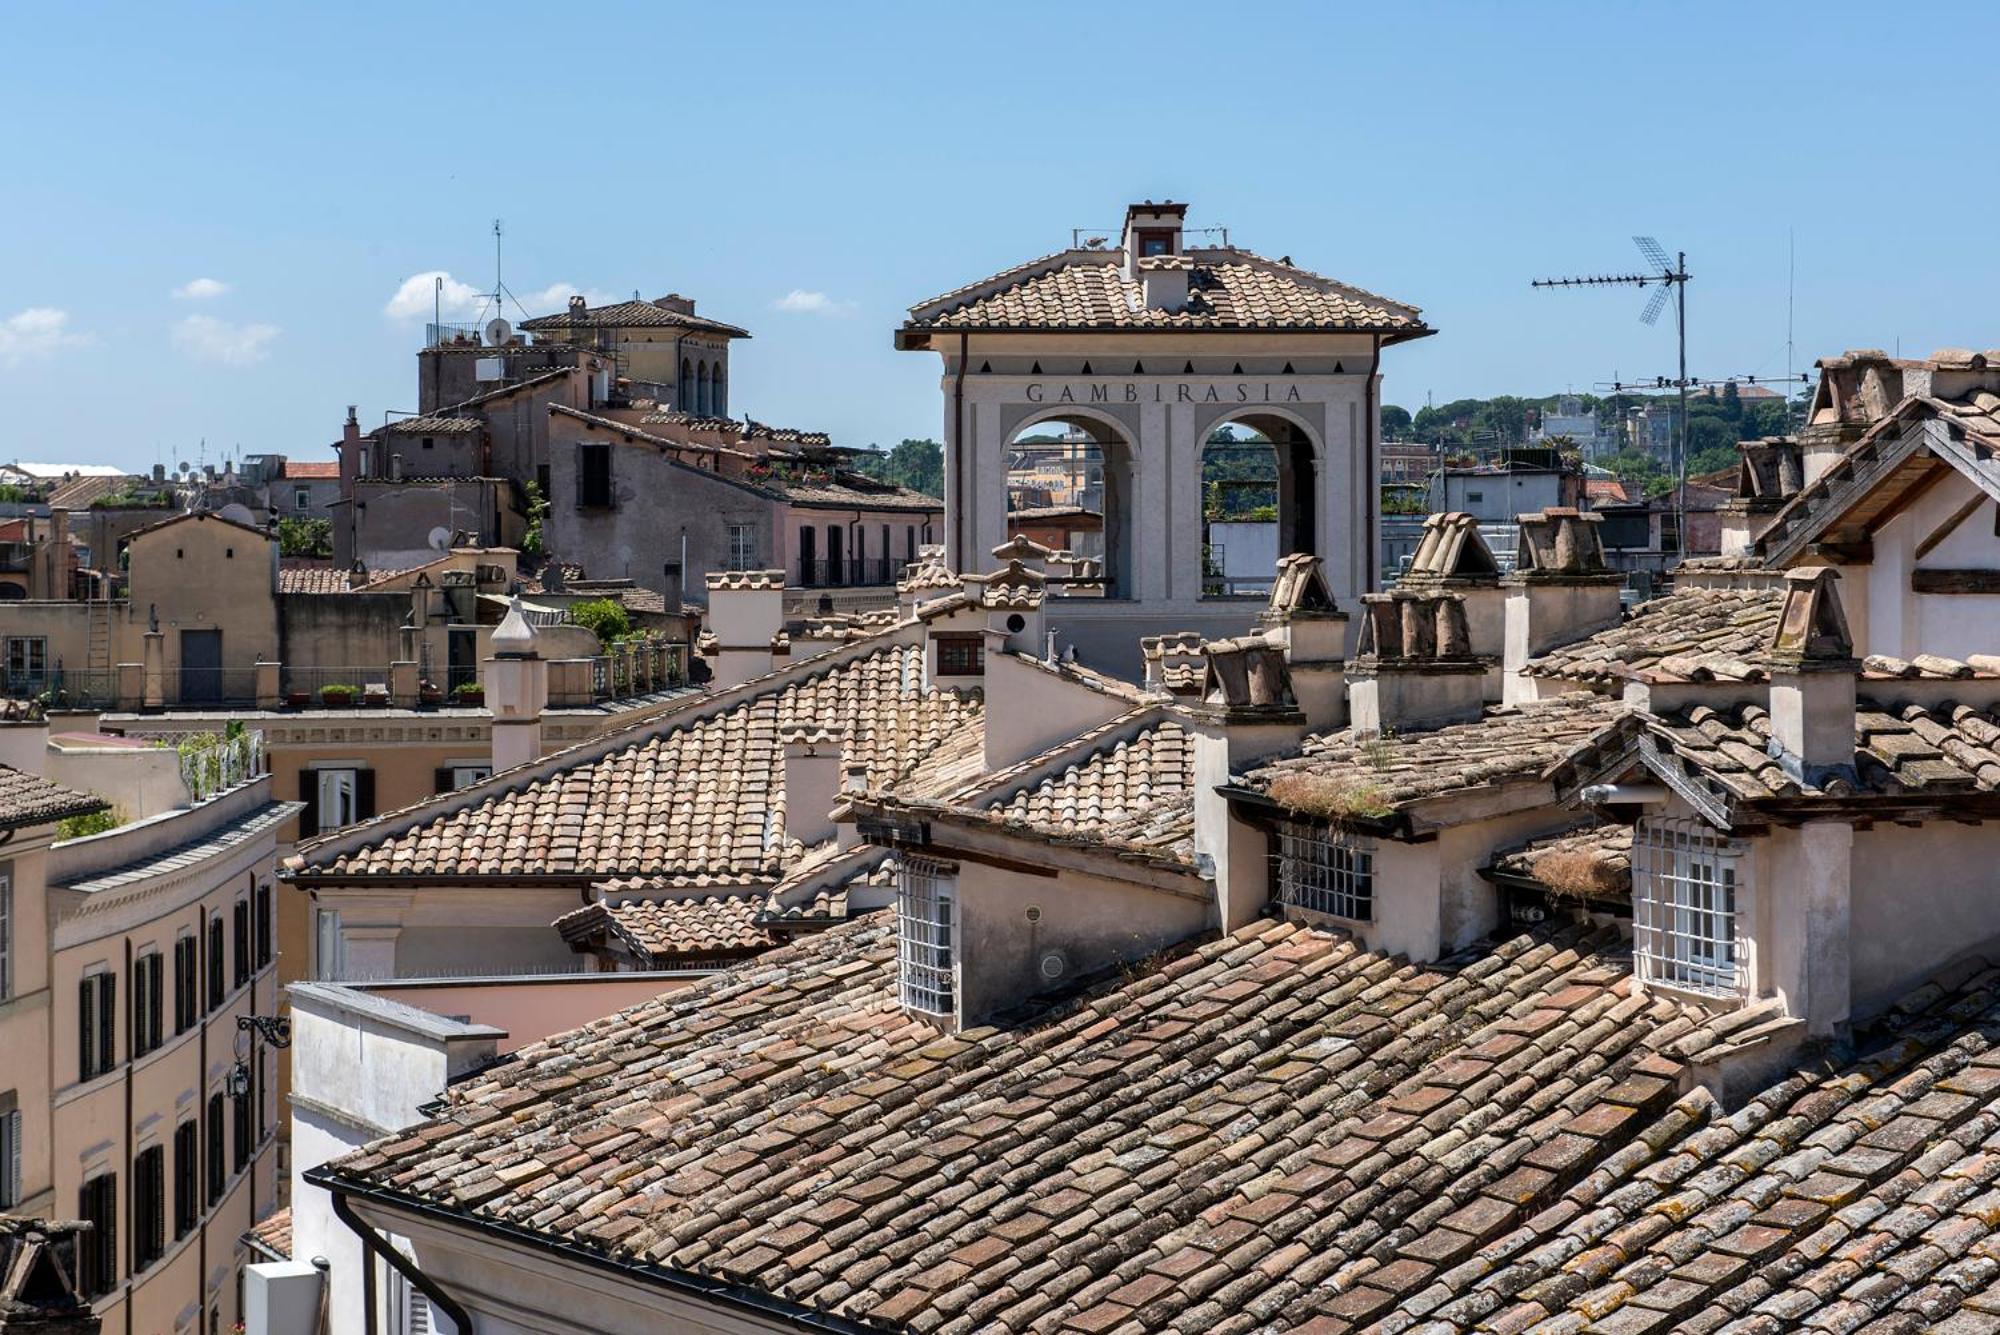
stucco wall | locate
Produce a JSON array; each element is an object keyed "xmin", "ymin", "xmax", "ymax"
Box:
[
  {"xmin": 1849, "ymin": 822, "xmax": 2000, "ymax": 1020},
  {"xmin": 545, "ymin": 434, "xmax": 777, "ymax": 590}
]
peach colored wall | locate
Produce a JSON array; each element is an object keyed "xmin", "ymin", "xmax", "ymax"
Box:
[{"xmin": 362, "ymin": 974, "xmax": 702, "ymax": 1052}]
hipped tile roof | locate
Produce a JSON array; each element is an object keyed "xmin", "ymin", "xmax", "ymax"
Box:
[
  {"xmin": 0, "ymin": 764, "xmax": 104, "ymax": 831},
  {"xmin": 903, "ymin": 247, "xmax": 1430, "ymax": 339},
  {"xmin": 1525, "ymin": 586, "xmax": 1787, "ymax": 686},
  {"xmin": 518, "ymin": 298, "xmax": 749, "ymax": 339},
  {"xmin": 300, "ymin": 643, "xmax": 979, "ymax": 883}
]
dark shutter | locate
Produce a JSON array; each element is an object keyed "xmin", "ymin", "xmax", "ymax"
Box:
[
  {"xmin": 78, "ymin": 977, "xmax": 94, "ymax": 1080},
  {"xmin": 356, "ymin": 769, "xmax": 376, "ymax": 820},
  {"xmin": 97, "ymin": 975, "xmax": 113, "ymax": 1075},
  {"xmin": 434, "ymin": 768, "xmax": 454, "ymax": 795},
  {"xmin": 297, "ymin": 769, "xmax": 317, "ymax": 839}
]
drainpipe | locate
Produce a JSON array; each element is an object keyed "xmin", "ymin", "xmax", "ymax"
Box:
[
  {"xmin": 124, "ymin": 936, "xmax": 133, "ymax": 1335},
  {"xmin": 330, "ymin": 1189, "xmax": 475, "ymax": 1335},
  {"xmin": 952, "ymin": 332, "xmax": 968, "ymax": 572},
  {"xmin": 1364, "ymin": 334, "xmax": 1381, "ymax": 591}
]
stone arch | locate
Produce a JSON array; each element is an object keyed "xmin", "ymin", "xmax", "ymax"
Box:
[
  {"xmin": 711, "ymin": 359, "xmax": 726, "ymax": 417},
  {"xmin": 1005, "ymin": 407, "xmax": 1136, "ymax": 599},
  {"xmin": 680, "ymin": 357, "xmax": 693, "ymax": 412},
  {"xmin": 696, "ymin": 360, "xmax": 710, "ymax": 416},
  {"xmin": 1200, "ymin": 410, "xmax": 1322, "ymax": 598}
]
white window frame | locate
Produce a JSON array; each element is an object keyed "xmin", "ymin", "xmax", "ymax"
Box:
[
  {"xmin": 726, "ymin": 523, "xmax": 756, "ymax": 571},
  {"xmin": 448, "ymin": 765, "xmax": 492, "ymax": 790},
  {"xmin": 896, "ymin": 858, "xmax": 955, "ymax": 1016},
  {"xmin": 316, "ymin": 768, "xmax": 358, "ymax": 831},
  {"xmin": 1277, "ymin": 821, "xmax": 1375, "ymax": 923},
  {"xmin": 313, "ymin": 907, "xmax": 345, "ymax": 982},
  {"xmin": 293, "ymin": 486, "xmax": 313, "ymax": 511},
  {"xmin": 1633, "ymin": 816, "xmax": 1749, "ymax": 997},
  {"xmin": 3, "ymin": 637, "xmax": 47, "ymax": 688}
]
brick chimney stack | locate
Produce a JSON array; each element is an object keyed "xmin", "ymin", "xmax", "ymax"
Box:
[{"xmin": 1347, "ymin": 591, "xmax": 1485, "ymax": 738}]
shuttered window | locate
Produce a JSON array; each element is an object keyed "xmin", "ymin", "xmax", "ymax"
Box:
[
  {"xmin": 77, "ymin": 1172, "xmax": 117, "ymax": 1296},
  {"xmin": 78, "ymin": 971, "xmax": 116, "ymax": 1081},
  {"xmin": 132, "ymin": 952, "xmax": 164, "ymax": 1058},
  {"xmin": 133, "ymin": 1145, "xmax": 165, "ymax": 1271},
  {"xmin": 232, "ymin": 899, "xmax": 250, "ymax": 988},
  {"xmin": 173, "ymin": 1120, "xmax": 198, "ymax": 1238},
  {"xmin": 174, "ymin": 936, "xmax": 198, "ymax": 1034},
  {"xmin": 0, "ymin": 1099, "xmax": 20, "ymax": 1209}
]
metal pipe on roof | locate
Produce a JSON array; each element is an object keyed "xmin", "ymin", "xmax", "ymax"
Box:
[{"xmin": 330, "ymin": 1188, "xmax": 471, "ymax": 1335}]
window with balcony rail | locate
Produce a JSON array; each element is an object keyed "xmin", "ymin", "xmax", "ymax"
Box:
[
  {"xmin": 1633, "ymin": 816, "xmax": 1747, "ymax": 997},
  {"xmin": 1277, "ymin": 821, "xmax": 1375, "ymax": 923},
  {"xmin": 897, "ymin": 857, "xmax": 955, "ymax": 1016}
]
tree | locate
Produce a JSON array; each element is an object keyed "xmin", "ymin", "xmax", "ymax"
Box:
[
  {"xmin": 568, "ymin": 598, "xmax": 631, "ymax": 645},
  {"xmin": 520, "ymin": 480, "xmax": 549, "ymax": 558},
  {"xmin": 853, "ymin": 439, "xmax": 943, "ymax": 498},
  {"xmin": 1380, "ymin": 404, "xmax": 1412, "ymax": 437},
  {"xmin": 277, "ymin": 517, "xmax": 332, "ymax": 558}
]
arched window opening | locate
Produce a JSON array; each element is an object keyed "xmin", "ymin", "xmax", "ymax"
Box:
[
  {"xmin": 1005, "ymin": 416, "xmax": 1130, "ymax": 598},
  {"xmin": 711, "ymin": 361, "xmax": 726, "ymax": 418},
  {"xmin": 680, "ymin": 357, "xmax": 693, "ymax": 413},
  {"xmin": 696, "ymin": 361, "xmax": 710, "ymax": 416},
  {"xmin": 1201, "ymin": 415, "xmax": 1317, "ymax": 599}
]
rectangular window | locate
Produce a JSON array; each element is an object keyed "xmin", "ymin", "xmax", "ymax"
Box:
[
  {"xmin": 1634, "ymin": 817, "xmax": 1747, "ymax": 996},
  {"xmin": 896, "ymin": 858, "xmax": 955, "ymax": 1016},
  {"xmin": 232, "ymin": 899, "xmax": 250, "ymax": 988},
  {"xmin": 78, "ymin": 971, "xmax": 116, "ymax": 1081},
  {"xmin": 1277, "ymin": 822, "xmax": 1375, "ymax": 923},
  {"xmin": 315, "ymin": 768, "xmax": 359, "ymax": 832},
  {"xmin": 314, "ymin": 908, "xmax": 344, "ymax": 982},
  {"xmin": 173, "ymin": 1120, "xmax": 198, "ymax": 1239},
  {"xmin": 232, "ymin": 1091, "xmax": 252, "ymax": 1174},
  {"xmin": 0, "ymin": 1098, "xmax": 20, "ymax": 1209},
  {"xmin": 132, "ymin": 952, "xmax": 164, "ymax": 1058},
  {"xmin": 293, "ymin": 486, "xmax": 312, "ymax": 511},
  {"xmin": 207, "ymin": 915, "xmax": 225, "ymax": 1008},
  {"xmin": 133, "ymin": 1144, "xmax": 165, "ymax": 1271},
  {"xmin": 3, "ymin": 637, "xmax": 48, "ymax": 691},
  {"xmin": 0, "ymin": 873, "xmax": 11, "ymax": 1001},
  {"xmin": 77, "ymin": 1172, "xmax": 117, "ymax": 1298},
  {"xmin": 205, "ymin": 1094, "xmax": 225, "ymax": 1204},
  {"xmin": 577, "ymin": 443, "xmax": 613, "ymax": 508},
  {"xmin": 174, "ymin": 936, "xmax": 198, "ymax": 1034},
  {"xmin": 726, "ymin": 523, "xmax": 756, "ymax": 571},
  {"xmin": 934, "ymin": 635, "xmax": 984, "ymax": 678},
  {"xmin": 255, "ymin": 885, "xmax": 273, "ymax": 969}
]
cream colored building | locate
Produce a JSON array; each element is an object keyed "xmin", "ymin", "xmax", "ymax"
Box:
[
  {"xmin": 897, "ymin": 200, "xmax": 1435, "ymax": 671},
  {"xmin": 0, "ymin": 715, "xmax": 290, "ymax": 1335}
]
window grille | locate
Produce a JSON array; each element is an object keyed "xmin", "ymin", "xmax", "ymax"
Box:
[
  {"xmin": 896, "ymin": 858, "xmax": 955, "ymax": 1016},
  {"xmin": 1277, "ymin": 821, "xmax": 1375, "ymax": 923},
  {"xmin": 1633, "ymin": 816, "xmax": 1748, "ymax": 997},
  {"xmin": 934, "ymin": 635, "xmax": 984, "ymax": 677}
]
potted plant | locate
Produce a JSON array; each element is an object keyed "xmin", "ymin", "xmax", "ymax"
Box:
[
  {"xmin": 451, "ymin": 681, "xmax": 485, "ymax": 707},
  {"xmin": 319, "ymin": 683, "xmax": 359, "ymax": 707},
  {"xmin": 361, "ymin": 685, "xmax": 390, "ymax": 709},
  {"xmin": 285, "ymin": 688, "xmax": 310, "ymax": 709},
  {"xmin": 417, "ymin": 679, "xmax": 444, "ymax": 708}
]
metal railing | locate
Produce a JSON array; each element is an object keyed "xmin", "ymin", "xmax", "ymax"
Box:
[
  {"xmin": 173, "ymin": 669, "xmax": 260, "ymax": 708},
  {"xmin": 277, "ymin": 667, "xmax": 393, "ymax": 705},
  {"xmin": 796, "ymin": 558, "xmax": 913, "ymax": 589},
  {"xmin": 2, "ymin": 667, "xmax": 119, "ymax": 710},
  {"xmin": 589, "ymin": 637, "xmax": 684, "ymax": 702}
]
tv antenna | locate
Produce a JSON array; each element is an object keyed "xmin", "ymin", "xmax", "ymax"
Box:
[{"xmin": 1533, "ymin": 238, "xmax": 1693, "ymax": 551}]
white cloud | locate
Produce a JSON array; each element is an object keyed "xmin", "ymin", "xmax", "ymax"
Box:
[
  {"xmin": 0, "ymin": 308, "xmax": 89, "ymax": 366},
  {"xmin": 173, "ymin": 314, "xmax": 279, "ymax": 365},
  {"xmin": 173, "ymin": 277, "xmax": 230, "ymax": 300},
  {"xmin": 773, "ymin": 289, "xmax": 854, "ymax": 316},
  {"xmin": 384, "ymin": 270, "xmax": 617, "ymax": 323}
]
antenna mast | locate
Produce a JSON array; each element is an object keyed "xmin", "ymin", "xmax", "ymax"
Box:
[{"xmin": 1532, "ymin": 238, "xmax": 1693, "ymax": 558}]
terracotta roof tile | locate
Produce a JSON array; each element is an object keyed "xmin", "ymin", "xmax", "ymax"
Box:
[
  {"xmin": 518, "ymin": 298, "xmax": 748, "ymax": 339},
  {"xmin": 1526, "ymin": 586, "xmax": 1787, "ymax": 685},
  {"xmin": 277, "ymin": 559, "xmax": 348, "ymax": 595},
  {"xmin": 243, "ymin": 1206, "xmax": 290, "ymax": 1261},
  {"xmin": 1490, "ymin": 824, "xmax": 1633, "ymax": 902},
  {"xmin": 0, "ymin": 765, "xmax": 104, "ymax": 831}
]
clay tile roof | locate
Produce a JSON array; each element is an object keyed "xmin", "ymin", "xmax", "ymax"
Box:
[
  {"xmin": 370, "ymin": 414, "xmax": 482, "ymax": 437},
  {"xmin": 518, "ymin": 298, "xmax": 749, "ymax": 339},
  {"xmin": 903, "ymin": 246, "xmax": 1431, "ymax": 339},
  {"xmin": 635, "ymin": 410, "xmax": 829, "ymax": 448},
  {"xmin": 1526, "ymin": 585, "xmax": 1788, "ymax": 685},
  {"xmin": 705, "ymin": 569, "xmax": 784, "ymax": 591},
  {"xmin": 1250, "ymin": 693, "xmax": 1622, "ymax": 821},
  {"xmin": 299, "ymin": 643, "xmax": 980, "ymax": 883},
  {"xmin": 277, "ymin": 559, "xmax": 348, "ymax": 595},
  {"xmin": 558, "ymin": 887, "xmax": 774, "ymax": 964},
  {"xmin": 242, "ymin": 1206, "xmax": 291, "ymax": 1262},
  {"xmin": 1490, "ymin": 822, "xmax": 1633, "ymax": 902},
  {"xmin": 974, "ymin": 715, "xmax": 1198, "ymax": 863},
  {"xmin": 281, "ymin": 460, "xmax": 340, "ymax": 480},
  {"xmin": 0, "ymin": 764, "xmax": 104, "ymax": 831}
]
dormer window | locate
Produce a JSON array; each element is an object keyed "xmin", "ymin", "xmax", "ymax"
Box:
[
  {"xmin": 935, "ymin": 634, "xmax": 984, "ymax": 677},
  {"xmin": 1633, "ymin": 817, "xmax": 1748, "ymax": 997},
  {"xmin": 1137, "ymin": 231, "xmax": 1174, "ymax": 258},
  {"xmin": 897, "ymin": 856, "xmax": 956, "ymax": 1016},
  {"xmin": 1277, "ymin": 821, "xmax": 1374, "ymax": 923}
]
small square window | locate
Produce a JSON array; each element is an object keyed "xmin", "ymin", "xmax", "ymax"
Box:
[
  {"xmin": 935, "ymin": 635, "xmax": 984, "ymax": 677},
  {"xmin": 1277, "ymin": 822, "xmax": 1375, "ymax": 923}
]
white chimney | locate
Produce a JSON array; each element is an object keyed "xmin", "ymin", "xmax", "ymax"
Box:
[
  {"xmin": 1347, "ymin": 592, "xmax": 1485, "ymax": 738},
  {"xmin": 1258, "ymin": 553, "xmax": 1349, "ymax": 733},
  {"xmin": 1189, "ymin": 635, "xmax": 1308, "ymax": 932},
  {"xmin": 1137, "ymin": 255, "xmax": 1190, "ymax": 312},
  {"xmin": 1767, "ymin": 565, "xmax": 1860, "ymax": 785},
  {"xmin": 485, "ymin": 596, "xmax": 547, "ymax": 772},
  {"xmin": 782, "ymin": 728, "xmax": 842, "ymax": 848},
  {"xmin": 703, "ymin": 570, "xmax": 787, "ymax": 688},
  {"xmin": 1501, "ymin": 509, "xmax": 1626, "ymax": 705}
]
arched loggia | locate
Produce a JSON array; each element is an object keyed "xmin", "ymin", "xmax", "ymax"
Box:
[
  {"xmin": 1201, "ymin": 413, "xmax": 1319, "ymax": 598},
  {"xmin": 1004, "ymin": 413, "xmax": 1134, "ymax": 598}
]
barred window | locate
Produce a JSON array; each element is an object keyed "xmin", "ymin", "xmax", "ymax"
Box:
[
  {"xmin": 1277, "ymin": 821, "xmax": 1375, "ymax": 923},
  {"xmin": 896, "ymin": 858, "xmax": 955, "ymax": 1016},
  {"xmin": 935, "ymin": 635, "xmax": 984, "ymax": 678},
  {"xmin": 1633, "ymin": 817, "xmax": 1748, "ymax": 997}
]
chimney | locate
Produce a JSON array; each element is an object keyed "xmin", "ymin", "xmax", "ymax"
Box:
[
  {"xmin": 1119, "ymin": 199, "xmax": 1188, "ymax": 281},
  {"xmin": 1399, "ymin": 514, "xmax": 1504, "ymax": 701},
  {"xmin": 654, "ymin": 294, "xmax": 695, "ymax": 316},
  {"xmin": 1137, "ymin": 254, "xmax": 1191, "ymax": 312},
  {"xmin": 782, "ymin": 728, "xmax": 842, "ymax": 848},
  {"xmin": 1767, "ymin": 565, "xmax": 1860, "ymax": 786},
  {"xmin": 485, "ymin": 595, "xmax": 547, "ymax": 772},
  {"xmin": 1141, "ymin": 632, "xmax": 1208, "ymax": 699},
  {"xmin": 703, "ymin": 570, "xmax": 786, "ymax": 688},
  {"xmin": 897, "ymin": 545, "xmax": 960, "ymax": 619},
  {"xmin": 927, "ymin": 559, "xmax": 1045, "ymax": 694},
  {"xmin": 1347, "ymin": 592, "xmax": 1485, "ymax": 737},
  {"xmin": 1258, "ymin": 553, "xmax": 1349, "ymax": 732},
  {"xmin": 1189, "ymin": 635, "xmax": 1307, "ymax": 931},
  {"xmin": 567, "ymin": 294, "xmax": 587, "ymax": 316},
  {"xmin": 1501, "ymin": 508, "xmax": 1625, "ymax": 705}
]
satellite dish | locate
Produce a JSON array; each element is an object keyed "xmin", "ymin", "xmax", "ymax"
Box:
[
  {"xmin": 426, "ymin": 526, "xmax": 453, "ymax": 552},
  {"xmin": 483, "ymin": 317, "xmax": 513, "ymax": 347},
  {"xmin": 218, "ymin": 502, "xmax": 256, "ymax": 526}
]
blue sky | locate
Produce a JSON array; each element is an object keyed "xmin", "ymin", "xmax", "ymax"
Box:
[{"xmin": 4, "ymin": 2, "xmax": 1996, "ymax": 472}]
